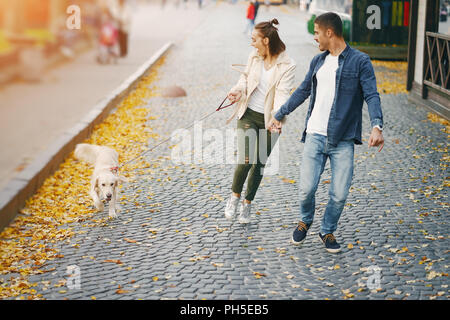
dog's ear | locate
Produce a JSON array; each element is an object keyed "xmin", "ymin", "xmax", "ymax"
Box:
[
  {"xmin": 117, "ymin": 175, "xmax": 128, "ymax": 183},
  {"xmin": 92, "ymin": 175, "xmax": 99, "ymax": 190}
]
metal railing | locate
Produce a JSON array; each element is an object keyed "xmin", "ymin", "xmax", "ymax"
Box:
[{"xmin": 424, "ymin": 31, "xmax": 450, "ymax": 95}]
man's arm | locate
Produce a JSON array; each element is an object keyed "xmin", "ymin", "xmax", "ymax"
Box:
[
  {"xmin": 360, "ymin": 54, "xmax": 383, "ymax": 129},
  {"xmin": 273, "ymin": 56, "xmax": 317, "ymax": 122},
  {"xmin": 271, "ymin": 63, "xmax": 296, "ymax": 119},
  {"xmin": 360, "ymin": 54, "xmax": 384, "ymax": 152}
]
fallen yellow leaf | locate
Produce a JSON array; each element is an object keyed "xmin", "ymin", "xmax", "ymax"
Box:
[{"xmin": 116, "ymin": 289, "xmax": 130, "ymax": 294}]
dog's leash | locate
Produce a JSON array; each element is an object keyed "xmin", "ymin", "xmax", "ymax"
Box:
[{"xmin": 118, "ymin": 96, "xmax": 235, "ymax": 170}]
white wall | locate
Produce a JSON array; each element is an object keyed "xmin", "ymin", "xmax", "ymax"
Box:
[{"xmin": 414, "ymin": 0, "xmax": 427, "ymax": 85}]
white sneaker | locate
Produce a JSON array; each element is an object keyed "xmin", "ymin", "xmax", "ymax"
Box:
[
  {"xmin": 225, "ymin": 194, "xmax": 240, "ymax": 220},
  {"xmin": 238, "ymin": 202, "xmax": 251, "ymax": 224}
]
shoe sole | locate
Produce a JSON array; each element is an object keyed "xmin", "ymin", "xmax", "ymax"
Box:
[
  {"xmin": 291, "ymin": 235, "xmax": 306, "ymax": 246},
  {"xmin": 224, "ymin": 213, "xmax": 234, "ymax": 220},
  {"xmin": 238, "ymin": 213, "xmax": 251, "ymax": 223},
  {"xmin": 318, "ymin": 234, "xmax": 341, "ymax": 253}
]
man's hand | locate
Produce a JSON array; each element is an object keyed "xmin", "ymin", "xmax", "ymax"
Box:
[
  {"xmin": 269, "ymin": 118, "xmax": 282, "ymax": 134},
  {"xmin": 368, "ymin": 127, "xmax": 384, "ymax": 152},
  {"xmin": 227, "ymin": 90, "xmax": 242, "ymax": 104}
]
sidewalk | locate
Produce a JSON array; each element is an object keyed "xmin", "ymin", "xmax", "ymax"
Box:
[{"xmin": 0, "ymin": 2, "xmax": 448, "ymax": 300}]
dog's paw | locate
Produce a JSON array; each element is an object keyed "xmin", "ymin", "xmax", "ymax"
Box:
[
  {"xmin": 94, "ymin": 201, "xmax": 104, "ymax": 211},
  {"xmin": 109, "ymin": 210, "xmax": 118, "ymax": 219}
]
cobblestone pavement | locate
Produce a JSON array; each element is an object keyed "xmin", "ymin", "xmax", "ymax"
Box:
[{"xmin": 14, "ymin": 3, "xmax": 449, "ymax": 300}]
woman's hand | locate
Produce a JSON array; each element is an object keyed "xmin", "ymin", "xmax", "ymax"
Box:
[
  {"xmin": 227, "ymin": 90, "xmax": 242, "ymax": 104},
  {"xmin": 269, "ymin": 118, "xmax": 282, "ymax": 134}
]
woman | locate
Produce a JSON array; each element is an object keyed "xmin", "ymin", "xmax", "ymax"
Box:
[{"xmin": 225, "ymin": 19, "xmax": 296, "ymax": 223}]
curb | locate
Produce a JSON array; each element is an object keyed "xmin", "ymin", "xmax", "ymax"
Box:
[{"xmin": 0, "ymin": 41, "xmax": 173, "ymax": 231}]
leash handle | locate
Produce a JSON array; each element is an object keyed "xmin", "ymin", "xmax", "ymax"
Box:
[{"xmin": 216, "ymin": 96, "xmax": 235, "ymax": 111}]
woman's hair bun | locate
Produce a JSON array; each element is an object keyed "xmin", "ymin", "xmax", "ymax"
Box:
[{"xmin": 271, "ymin": 18, "xmax": 279, "ymax": 26}]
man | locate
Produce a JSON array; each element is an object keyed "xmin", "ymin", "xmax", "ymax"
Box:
[
  {"xmin": 253, "ymin": 0, "xmax": 260, "ymax": 24},
  {"xmin": 114, "ymin": 0, "xmax": 131, "ymax": 58},
  {"xmin": 269, "ymin": 12, "xmax": 384, "ymax": 253}
]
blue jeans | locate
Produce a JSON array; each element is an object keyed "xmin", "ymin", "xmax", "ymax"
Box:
[
  {"xmin": 244, "ymin": 18, "xmax": 254, "ymax": 35},
  {"xmin": 298, "ymin": 133, "xmax": 354, "ymax": 235}
]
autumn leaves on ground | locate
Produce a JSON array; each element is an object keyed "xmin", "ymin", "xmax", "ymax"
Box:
[
  {"xmin": 372, "ymin": 60, "xmax": 408, "ymax": 95},
  {"xmin": 0, "ymin": 57, "xmax": 448, "ymax": 299},
  {"xmin": 0, "ymin": 58, "xmax": 164, "ymax": 299}
]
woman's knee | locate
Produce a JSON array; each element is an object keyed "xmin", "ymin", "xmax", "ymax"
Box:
[{"xmin": 235, "ymin": 162, "xmax": 252, "ymax": 174}]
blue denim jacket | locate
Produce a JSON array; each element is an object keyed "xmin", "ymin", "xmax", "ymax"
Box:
[{"xmin": 274, "ymin": 44, "xmax": 383, "ymax": 147}]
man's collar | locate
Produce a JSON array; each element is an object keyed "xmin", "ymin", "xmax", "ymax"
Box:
[
  {"xmin": 323, "ymin": 42, "xmax": 350, "ymax": 59},
  {"xmin": 340, "ymin": 42, "xmax": 350, "ymax": 58}
]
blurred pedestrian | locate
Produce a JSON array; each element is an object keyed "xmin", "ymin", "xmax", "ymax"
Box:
[
  {"xmin": 225, "ymin": 19, "xmax": 296, "ymax": 224},
  {"xmin": 264, "ymin": 0, "xmax": 270, "ymax": 11},
  {"xmin": 113, "ymin": 0, "xmax": 131, "ymax": 58},
  {"xmin": 244, "ymin": 0, "xmax": 255, "ymax": 35},
  {"xmin": 253, "ymin": 0, "xmax": 260, "ymax": 24},
  {"xmin": 305, "ymin": 0, "xmax": 311, "ymax": 11},
  {"xmin": 97, "ymin": 9, "xmax": 119, "ymax": 64}
]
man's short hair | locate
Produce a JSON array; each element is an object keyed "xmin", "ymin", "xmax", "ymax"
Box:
[{"xmin": 314, "ymin": 12, "xmax": 343, "ymax": 38}]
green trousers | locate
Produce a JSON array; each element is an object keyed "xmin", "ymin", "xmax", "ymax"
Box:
[{"xmin": 231, "ymin": 108, "xmax": 279, "ymax": 201}]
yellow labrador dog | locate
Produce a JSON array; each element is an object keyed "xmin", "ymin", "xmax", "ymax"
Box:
[{"xmin": 74, "ymin": 143, "xmax": 126, "ymax": 218}]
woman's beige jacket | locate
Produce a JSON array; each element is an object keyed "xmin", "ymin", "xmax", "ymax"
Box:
[{"xmin": 227, "ymin": 49, "xmax": 296, "ymax": 129}]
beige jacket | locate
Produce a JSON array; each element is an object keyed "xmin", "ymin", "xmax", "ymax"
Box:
[{"xmin": 227, "ymin": 49, "xmax": 296, "ymax": 129}]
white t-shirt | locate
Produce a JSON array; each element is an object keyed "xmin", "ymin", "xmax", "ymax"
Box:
[
  {"xmin": 247, "ymin": 63, "xmax": 275, "ymax": 114},
  {"xmin": 306, "ymin": 54, "xmax": 339, "ymax": 136}
]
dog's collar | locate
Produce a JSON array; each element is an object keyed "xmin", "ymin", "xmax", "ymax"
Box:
[{"xmin": 110, "ymin": 166, "xmax": 119, "ymax": 174}]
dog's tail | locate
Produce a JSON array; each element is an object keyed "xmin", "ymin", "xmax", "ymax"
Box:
[{"xmin": 74, "ymin": 143, "xmax": 99, "ymax": 165}]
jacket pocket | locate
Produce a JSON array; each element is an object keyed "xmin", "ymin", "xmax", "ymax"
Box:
[{"xmin": 340, "ymin": 71, "xmax": 359, "ymax": 94}]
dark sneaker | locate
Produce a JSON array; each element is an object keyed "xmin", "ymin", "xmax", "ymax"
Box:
[
  {"xmin": 318, "ymin": 233, "xmax": 341, "ymax": 253},
  {"xmin": 291, "ymin": 221, "xmax": 311, "ymax": 245}
]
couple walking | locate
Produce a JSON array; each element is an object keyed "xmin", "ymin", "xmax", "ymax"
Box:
[{"xmin": 224, "ymin": 13, "xmax": 385, "ymax": 253}]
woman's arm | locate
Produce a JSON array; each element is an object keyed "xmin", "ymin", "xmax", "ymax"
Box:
[
  {"xmin": 229, "ymin": 51, "xmax": 255, "ymax": 99},
  {"xmin": 271, "ymin": 62, "xmax": 296, "ymax": 122}
]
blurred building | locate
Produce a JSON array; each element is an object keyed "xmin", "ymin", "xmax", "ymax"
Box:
[
  {"xmin": 407, "ymin": 0, "xmax": 449, "ymax": 119},
  {"xmin": 0, "ymin": 0, "xmax": 101, "ymax": 83},
  {"xmin": 0, "ymin": 0, "xmax": 74, "ymax": 39},
  {"xmin": 306, "ymin": 0, "xmax": 409, "ymax": 60}
]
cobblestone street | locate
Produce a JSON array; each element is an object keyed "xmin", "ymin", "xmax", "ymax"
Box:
[{"xmin": 1, "ymin": 2, "xmax": 448, "ymax": 300}]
